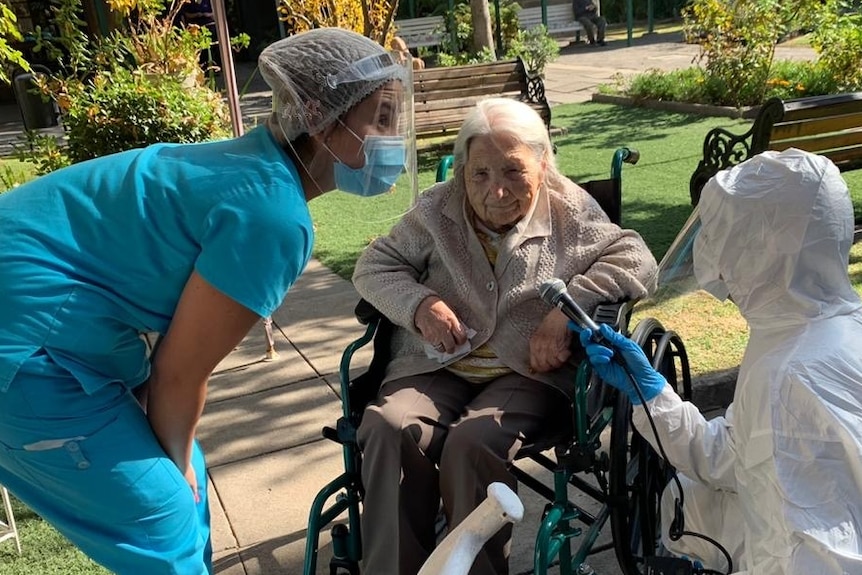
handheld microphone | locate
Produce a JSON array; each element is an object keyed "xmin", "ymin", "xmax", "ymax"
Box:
[{"xmin": 538, "ymin": 278, "xmax": 605, "ymax": 343}]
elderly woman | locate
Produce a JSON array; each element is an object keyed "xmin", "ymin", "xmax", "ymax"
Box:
[
  {"xmin": 0, "ymin": 28, "xmax": 409, "ymax": 575},
  {"xmin": 353, "ymin": 97, "xmax": 658, "ymax": 575}
]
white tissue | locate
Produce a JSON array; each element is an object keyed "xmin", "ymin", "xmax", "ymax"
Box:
[{"xmin": 423, "ymin": 327, "xmax": 477, "ymax": 363}]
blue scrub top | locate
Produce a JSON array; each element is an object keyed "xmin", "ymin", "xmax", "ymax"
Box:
[{"xmin": 0, "ymin": 126, "xmax": 314, "ymax": 393}]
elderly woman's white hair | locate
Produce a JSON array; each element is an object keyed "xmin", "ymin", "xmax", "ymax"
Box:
[
  {"xmin": 451, "ymin": 98, "xmax": 563, "ymax": 186},
  {"xmin": 259, "ymin": 28, "xmax": 406, "ymax": 143}
]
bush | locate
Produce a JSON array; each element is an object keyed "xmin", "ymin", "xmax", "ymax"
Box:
[
  {"xmin": 505, "ymin": 24, "xmax": 560, "ymax": 76},
  {"xmin": 626, "ymin": 67, "xmax": 709, "ymax": 103},
  {"xmin": 21, "ymin": 0, "xmax": 234, "ymax": 173},
  {"xmin": 277, "ymin": 0, "xmax": 399, "ymax": 46},
  {"xmin": 60, "ymin": 68, "xmax": 230, "ymax": 164},
  {"xmin": 0, "ymin": 4, "xmax": 30, "ymax": 83},
  {"xmin": 617, "ymin": 59, "xmax": 839, "ymax": 105},
  {"xmin": 763, "ymin": 59, "xmax": 840, "ymax": 100},
  {"xmin": 438, "ymin": 46, "xmax": 496, "ymax": 67},
  {"xmin": 809, "ymin": 0, "xmax": 862, "ymax": 91},
  {"xmin": 683, "ymin": 0, "xmax": 783, "ymax": 107}
]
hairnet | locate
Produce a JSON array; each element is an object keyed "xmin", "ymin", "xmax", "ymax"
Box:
[{"xmin": 258, "ymin": 28, "xmax": 408, "ymax": 142}]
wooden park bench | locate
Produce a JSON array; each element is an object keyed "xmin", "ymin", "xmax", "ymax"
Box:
[
  {"xmin": 690, "ymin": 92, "xmax": 862, "ymax": 206},
  {"xmin": 394, "ymin": 15, "xmax": 446, "ymax": 50},
  {"xmin": 413, "ymin": 57, "xmax": 551, "ymax": 146},
  {"xmin": 518, "ymin": 3, "xmax": 585, "ymax": 44}
]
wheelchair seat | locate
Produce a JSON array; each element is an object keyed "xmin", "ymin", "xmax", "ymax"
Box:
[{"xmin": 303, "ymin": 147, "xmax": 693, "ymax": 575}]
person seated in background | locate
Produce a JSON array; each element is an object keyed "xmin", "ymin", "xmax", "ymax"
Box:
[
  {"xmin": 573, "ymin": 0, "xmax": 607, "ymax": 46},
  {"xmin": 390, "ymin": 35, "xmax": 426, "ymax": 70},
  {"xmin": 352, "ymin": 97, "xmax": 657, "ymax": 575},
  {"xmin": 578, "ymin": 148, "xmax": 862, "ymax": 574}
]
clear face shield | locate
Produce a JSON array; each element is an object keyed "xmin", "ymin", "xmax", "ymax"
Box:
[
  {"xmin": 636, "ymin": 205, "xmax": 731, "ymax": 310},
  {"xmin": 322, "ymin": 51, "xmax": 418, "ymax": 224}
]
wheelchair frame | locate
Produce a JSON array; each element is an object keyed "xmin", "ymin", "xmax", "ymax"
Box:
[{"xmin": 302, "ymin": 149, "xmax": 694, "ymax": 575}]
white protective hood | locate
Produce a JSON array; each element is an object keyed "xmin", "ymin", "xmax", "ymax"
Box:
[{"xmin": 693, "ymin": 148, "xmax": 860, "ymax": 328}]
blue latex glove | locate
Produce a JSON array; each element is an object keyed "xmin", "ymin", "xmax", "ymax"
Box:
[{"xmin": 574, "ymin": 323, "xmax": 667, "ymax": 405}]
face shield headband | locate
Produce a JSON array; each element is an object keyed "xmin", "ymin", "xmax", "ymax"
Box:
[{"xmin": 326, "ymin": 52, "xmax": 409, "ymax": 89}]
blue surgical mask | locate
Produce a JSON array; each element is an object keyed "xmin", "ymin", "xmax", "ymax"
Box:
[{"xmin": 334, "ymin": 135, "xmax": 406, "ymax": 197}]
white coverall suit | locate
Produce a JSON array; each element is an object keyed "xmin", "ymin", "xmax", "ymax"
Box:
[{"xmin": 636, "ymin": 149, "xmax": 862, "ymax": 574}]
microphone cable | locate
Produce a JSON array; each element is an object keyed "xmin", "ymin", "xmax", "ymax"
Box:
[{"xmin": 618, "ymin": 355, "xmax": 734, "ymax": 575}]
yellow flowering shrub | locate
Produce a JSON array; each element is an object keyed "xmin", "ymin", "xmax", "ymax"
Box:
[{"xmin": 277, "ymin": 0, "xmax": 399, "ymax": 46}]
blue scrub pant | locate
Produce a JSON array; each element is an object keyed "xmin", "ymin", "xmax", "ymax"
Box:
[{"xmin": 0, "ymin": 351, "xmax": 212, "ymax": 575}]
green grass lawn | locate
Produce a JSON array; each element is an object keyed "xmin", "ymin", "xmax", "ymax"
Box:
[
  {"xmin": 0, "ymin": 496, "xmax": 108, "ymax": 574},
  {"xmin": 0, "ymin": 158, "xmax": 37, "ymax": 192}
]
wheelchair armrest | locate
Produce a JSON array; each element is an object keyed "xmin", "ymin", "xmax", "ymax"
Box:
[
  {"xmin": 592, "ymin": 301, "xmax": 635, "ymax": 332},
  {"xmin": 354, "ymin": 298, "xmax": 384, "ymax": 325},
  {"xmin": 345, "ymin": 299, "xmax": 395, "ymax": 419}
]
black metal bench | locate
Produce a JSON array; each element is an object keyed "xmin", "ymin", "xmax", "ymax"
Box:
[
  {"xmin": 413, "ymin": 57, "xmax": 551, "ymax": 147},
  {"xmin": 689, "ymin": 92, "xmax": 862, "ymax": 206}
]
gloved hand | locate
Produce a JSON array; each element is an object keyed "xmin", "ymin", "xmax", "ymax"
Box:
[{"xmin": 572, "ymin": 322, "xmax": 667, "ymax": 405}]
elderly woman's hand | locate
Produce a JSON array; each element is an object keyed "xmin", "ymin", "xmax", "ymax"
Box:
[
  {"xmin": 529, "ymin": 309, "xmax": 573, "ymax": 373},
  {"xmin": 414, "ymin": 295, "xmax": 468, "ymax": 353}
]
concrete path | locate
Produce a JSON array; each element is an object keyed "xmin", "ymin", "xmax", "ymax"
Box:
[{"xmin": 0, "ymin": 28, "xmax": 814, "ymax": 574}]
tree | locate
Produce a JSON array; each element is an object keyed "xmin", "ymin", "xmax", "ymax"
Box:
[
  {"xmin": 277, "ymin": 0, "xmax": 400, "ymax": 46},
  {"xmin": 470, "ymin": 0, "xmax": 495, "ymax": 57}
]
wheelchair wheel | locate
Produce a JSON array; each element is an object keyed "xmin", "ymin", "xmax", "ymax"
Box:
[{"xmin": 608, "ymin": 318, "xmax": 692, "ymax": 575}]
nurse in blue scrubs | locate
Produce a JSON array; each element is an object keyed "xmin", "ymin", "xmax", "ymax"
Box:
[{"xmin": 0, "ymin": 27, "xmax": 412, "ymax": 574}]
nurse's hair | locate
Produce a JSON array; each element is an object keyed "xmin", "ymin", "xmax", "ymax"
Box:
[{"xmin": 259, "ymin": 28, "xmax": 407, "ymax": 143}]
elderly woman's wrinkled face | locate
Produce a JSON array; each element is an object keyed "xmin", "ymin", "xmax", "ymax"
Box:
[{"xmin": 464, "ymin": 133, "xmax": 545, "ymax": 232}]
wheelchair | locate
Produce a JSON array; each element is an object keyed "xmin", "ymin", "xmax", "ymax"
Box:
[{"xmin": 303, "ymin": 148, "xmax": 693, "ymax": 575}]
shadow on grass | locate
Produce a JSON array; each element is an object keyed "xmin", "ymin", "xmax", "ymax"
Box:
[
  {"xmin": 623, "ymin": 198, "xmax": 695, "ymax": 260},
  {"xmin": 553, "ymin": 105, "xmax": 713, "ymax": 152}
]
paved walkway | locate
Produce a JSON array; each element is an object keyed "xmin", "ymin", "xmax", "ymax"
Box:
[{"xmin": 0, "ymin": 30, "xmax": 814, "ymax": 574}]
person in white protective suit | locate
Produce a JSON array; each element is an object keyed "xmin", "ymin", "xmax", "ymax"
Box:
[{"xmin": 577, "ymin": 148, "xmax": 862, "ymax": 574}]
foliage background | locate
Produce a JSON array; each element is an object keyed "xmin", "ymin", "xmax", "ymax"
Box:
[
  {"xmin": 612, "ymin": 0, "xmax": 862, "ymax": 106},
  {"xmin": 19, "ymin": 0, "xmax": 234, "ymax": 172},
  {"xmin": 277, "ymin": 0, "xmax": 400, "ymax": 46},
  {"xmin": 0, "ymin": 4, "xmax": 30, "ymax": 83}
]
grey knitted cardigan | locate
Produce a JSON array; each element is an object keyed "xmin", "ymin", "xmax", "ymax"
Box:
[{"xmin": 352, "ymin": 174, "xmax": 658, "ymax": 397}]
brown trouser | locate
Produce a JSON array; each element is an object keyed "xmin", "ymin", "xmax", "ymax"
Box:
[{"xmin": 357, "ymin": 370, "xmax": 561, "ymax": 575}]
